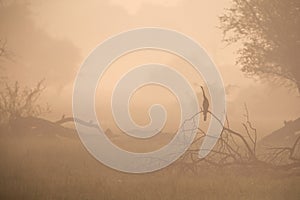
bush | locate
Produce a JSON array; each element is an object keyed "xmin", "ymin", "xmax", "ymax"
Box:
[{"xmin": 0, "ymin": 80, "xmax": 50, "ymax": 124}]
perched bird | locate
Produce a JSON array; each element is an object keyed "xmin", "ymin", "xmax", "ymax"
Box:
[{"xmin": 200, "ymin": 86, "xmax": 209, "ymax": 121}]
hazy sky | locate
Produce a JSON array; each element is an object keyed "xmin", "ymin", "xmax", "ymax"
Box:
[{"xmin": 1, "ymin": 0, "xmax": 299, "ymax": 137}]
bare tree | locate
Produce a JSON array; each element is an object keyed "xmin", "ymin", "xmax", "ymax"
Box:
[
  {"xmin": 172, "ymin": 107, "xmax": 300, "ymax": 174},
  {"xmin": 0, "ymin": 80, "xmax": 50, "ymax": 125}
]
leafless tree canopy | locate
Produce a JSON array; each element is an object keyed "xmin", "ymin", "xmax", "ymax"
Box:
[
  {"xmin": 0, "ymin": 80, "xmax": 50, "ymax": 124},
  {"xmin": 170, "ymin": 108, "xmax": 300, "ymax": 174}
]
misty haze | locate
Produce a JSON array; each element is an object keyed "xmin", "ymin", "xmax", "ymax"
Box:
[{"xmin": 0, "ymin": 0, "xmax": 299, "ymax": 199}]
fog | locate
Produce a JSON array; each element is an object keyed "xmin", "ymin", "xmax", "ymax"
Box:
[{"xmin": 1, "ymin": 0, "xmax": 299, "ymax": 138}]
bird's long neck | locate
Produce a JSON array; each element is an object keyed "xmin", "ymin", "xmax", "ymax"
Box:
[{"xmin": 201, "ymin": 87, "xmax": 207, "ymax": 99}]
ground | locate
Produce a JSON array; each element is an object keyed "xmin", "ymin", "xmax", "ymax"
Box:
[{"xmin": 0, "ymin": 130, "xmax": 299, "ymax": 200}]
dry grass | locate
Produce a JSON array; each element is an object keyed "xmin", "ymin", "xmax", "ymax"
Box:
[{"xmin": 0, "ymin": 133, "xmax": 299, "ymax": 200}]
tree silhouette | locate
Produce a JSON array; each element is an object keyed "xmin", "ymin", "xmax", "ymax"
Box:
[
  {"xmin": 220, "ymin": 0, "xmax": 300, "ymax": 92},
  {"xmin": 0, "ymin": 80, "xmax": 50, "ymax": 125}
]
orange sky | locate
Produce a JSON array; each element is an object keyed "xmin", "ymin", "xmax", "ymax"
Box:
[{"xmin": 1, "ymin": 0, "xmax": 299, "ymax": 137}]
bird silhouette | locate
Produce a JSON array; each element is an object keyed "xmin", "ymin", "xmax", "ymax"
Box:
[{"xmin": 200, "ymin": 86, "xmax": 209, "ymax": 121}]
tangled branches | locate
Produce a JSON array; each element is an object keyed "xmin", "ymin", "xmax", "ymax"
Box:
[
  {"xmin": 176, "ymin": 105, "xmax": 300, "ymax": 173},
  {"xmin": 0, "ymin": 80, "xmax": 50, "ymax": 124}
]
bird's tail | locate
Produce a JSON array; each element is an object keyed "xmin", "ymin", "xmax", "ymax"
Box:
[{"xmin": 203, "ymin": 113, "xmax": 207, "ymax": 121}]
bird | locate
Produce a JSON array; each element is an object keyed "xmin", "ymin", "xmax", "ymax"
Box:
[{"xmin": 200, "ymin": 86, "xmax": 209, "ymax": 121}]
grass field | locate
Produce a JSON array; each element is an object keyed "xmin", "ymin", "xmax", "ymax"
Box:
[{"xmin": 0, "ymin": 133, "xmax": 299, "ymax": 200}]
